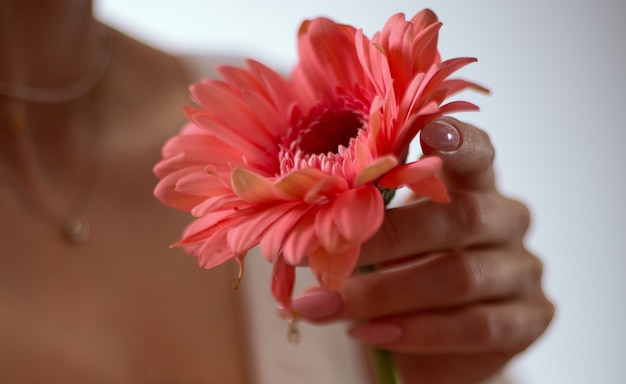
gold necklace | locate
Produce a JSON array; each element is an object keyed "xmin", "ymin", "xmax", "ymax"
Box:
[
  {"xmin": 1, "ymin": 98, "xmax": 105, "ymax": 244},
  {"xmin": 0, "ymin": 27, "xmax": 112, "ymax": 244}
]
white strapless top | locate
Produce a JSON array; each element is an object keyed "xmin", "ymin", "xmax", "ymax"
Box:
[{"xmin": 241, "ymin": 249, "xmax": 370, "ymax": 384}]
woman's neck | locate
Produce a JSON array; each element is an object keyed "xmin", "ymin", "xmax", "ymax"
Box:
[
  {"xmin": 0, "ymin": 1, "xmax": 108, "ymax": 209},
  {"xmin": 0, "ymin": 1, "xmax": 96, "ymax": 88}
]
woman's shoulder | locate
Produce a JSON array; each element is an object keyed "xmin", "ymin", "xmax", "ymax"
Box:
[{"xmin": 177, "ymin": 53, "xmax": 247, "ymax": 82}]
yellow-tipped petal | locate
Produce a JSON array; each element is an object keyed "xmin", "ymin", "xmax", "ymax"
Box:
[
  {"xmin": 353, "ymin": 155, "xmax": 399, "ymax": 188},
  {"xmin": 231, "ymin": 168, "xmax": 277, "ymax": 203},
  {"xmin": 273, "ymin": 168, "xmax": 329, "ymax": 201}
]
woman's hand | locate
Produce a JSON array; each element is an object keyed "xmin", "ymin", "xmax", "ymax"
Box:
[{"xmin": 290, "ymin": 117, "xmax": 555, "ymax": 384}]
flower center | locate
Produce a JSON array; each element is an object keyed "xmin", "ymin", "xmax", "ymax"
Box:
[
  {"xmin": 296, "ymin": 108, "xmax": 364, "ymax": 155},
  {"xmin": 278, "ymin": 92, "xmax": 371, "ymax": 178}
]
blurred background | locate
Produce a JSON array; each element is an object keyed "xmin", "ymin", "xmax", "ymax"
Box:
[{"xmin": 94, "ymin": 1, "xmax": 626, "ymax": 382}]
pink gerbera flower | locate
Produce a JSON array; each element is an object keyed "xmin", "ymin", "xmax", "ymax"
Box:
[{"xmin": 154, "ymin": 9, "xmax": 485, "ymax": 310}]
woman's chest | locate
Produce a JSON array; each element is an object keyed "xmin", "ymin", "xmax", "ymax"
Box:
[{"xmin": 0, "ymin": 184, "xmax": 249, "ymax": 383}]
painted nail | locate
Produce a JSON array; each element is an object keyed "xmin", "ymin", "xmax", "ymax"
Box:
[
  {"xmin": 291, "ymin": 290, "xmax": 343, "ymax": 320},
  {"xmin": 348, "ymin": 323, "xmax": 404, "ymax": 345},
  {"xmin": 420, "ymin": 120, "xmax": 461, "ymax": 151}
]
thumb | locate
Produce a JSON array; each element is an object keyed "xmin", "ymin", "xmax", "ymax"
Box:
[{"xmin": 420, "ymin": 117, "xmax": 496, "ymax": 192}]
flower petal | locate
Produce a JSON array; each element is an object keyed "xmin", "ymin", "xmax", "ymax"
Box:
[
  {"xmin": 314, "ymin": 204, "xmax": 351, "ymax": 254},
  {"xmin": 407, "ymin": 175, "xmax": 450, "ymax": 204},
  {"xmin": 246, "ymin": 59, "xmax": 294, "ymax": 112},
  {"xmin": 216, "ymin": 64, "xmax": 266, "ymax": 96},
  {"xmin": 191, "ymin": 194, "xmax": 246, "ymax": 217},
  {"xmin": 174, "ymin": 211, "xmax": 238, "ymax": 247},
  {"xmin": 191, "ymin": 80, "xmax": 276, "ymax": 148},
  {"xmin": 440, "ymin": 79, "xmax": 490, "ymax": 97},
  {"xmin": 309, "ymin": 245, "xmax": 360, "ymax": 291},
  {"xmin": 260, "ymin": 204, "xmax": 310, "ymax": 262},
  {"xmin": 355, "ymin": 28, "xmax": 392, "ymax": 96},
  {"xmin": 303, "ymin": 175, "xmax": 349, "ymax": 204},
  {"xmin": 241, "ymin": 89, "xmax": 286, "ymax": 138},
  {"xmin": 332, "ymin": 186, "xmax": 384, "ymax": 245},
  {"xmin": 272, "ymin": 168, "xmax": 329, "ymax": 201},
  {"xmin": 154, "ymin": 167, "xmax": 209, "ymax": 210},
  {"xmin": 437, "ymin": 100, "xmax": 480, "ymax": 115},
  {"xmin": 282, "ymin": 208, "xmax": 321, "ymax": 265},
  {"xmin": 188, "ymin": 111, "xmax": 270, "ymax": 163},
  {"xmin": 378, "ymin": 157, "xmax": 450, "ymax": 203},
  {"xmin": 410, "ymin": 19, "xmax": 442, "ymax": 73},
  {"xmin": 378, "ymin": 156, "xmax": 443, "ymax": 189},
  {"xmin": 295, "ymin": 17, "xmax": 364, "ymax": 102},
  {"xmin": 195, "ymin": 226, "xmax": 239, "ymax": 269},
  {"xmin": 353, "ymin": 155, "xmax": 399, "ymax": 188},
  {"xmin": 231, "ymin": 168, "xmax": 278, "ymax": 203},
  {"xmin": 157, "ymin": 133, "xmax": 242, "ymax": 176},
  {"xmin": 271, "ymin": 255, "xmax": 296, "ymax": 310},
  {"xmin": 227, "ymin": 202, "xmax": 300, "ymax": 255},
  {"xmin": 175, "ymin": 172, "xmax": 231, "ymax": 199}
]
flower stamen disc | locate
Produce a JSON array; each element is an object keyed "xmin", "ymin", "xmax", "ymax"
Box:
[{"xmin": 296, "ymin": 108, "xmax": 363, "ymax": 155}]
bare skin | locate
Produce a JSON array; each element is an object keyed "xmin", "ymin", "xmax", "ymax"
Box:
[{"xmin": 0, "ymin": 4, "xmax": 249, "ymax": 382}]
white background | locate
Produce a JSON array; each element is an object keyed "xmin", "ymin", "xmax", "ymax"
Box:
[{"xmin": 95, "ymin": 1, "xmax": 626, "ymax": 383}]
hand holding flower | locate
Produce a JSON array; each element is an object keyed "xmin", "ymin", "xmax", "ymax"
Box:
[{"xmin": 289, "ymin": 118, "xmax": 555, "ymax": 384}]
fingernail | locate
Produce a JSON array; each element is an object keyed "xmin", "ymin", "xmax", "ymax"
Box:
[
  {"xmin": 291, "ymin": 291, "xmax": 343, "ymax": 320},
  {"xmin": 348, "ymin": 323, "xmax": 404, "ymax": 344},
  {"xmin": 420, "ymin": 120, "xmax": 460, "ymax": 151}
]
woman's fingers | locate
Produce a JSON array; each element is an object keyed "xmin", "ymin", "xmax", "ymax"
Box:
[
  {"xmin": 290, "ymin": 247, "xmax": 541, "ymax": 321},
  {"xmin": 341, "ymin": 248, "xmax": 541, "ymax": 319},
  {"xmin": 347, "ymin": 296, "xmax": 555, "ymax": 355},
  {"xmin": 359, "ymin": 193, "xmax": 530, "ymax": 267}
]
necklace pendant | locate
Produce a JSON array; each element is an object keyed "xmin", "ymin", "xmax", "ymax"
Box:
[{"xmin": 62, "ymin": 217, "xmax": 90, "ymax": 244}]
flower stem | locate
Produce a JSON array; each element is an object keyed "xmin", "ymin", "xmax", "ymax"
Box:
[
  {"xmin": 359, "ymin": 265, "xmax": 398, "ymax": 384},
  {"xmin": 370, "ymin": 347, "xmax": 398, "ymax": 384}
]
